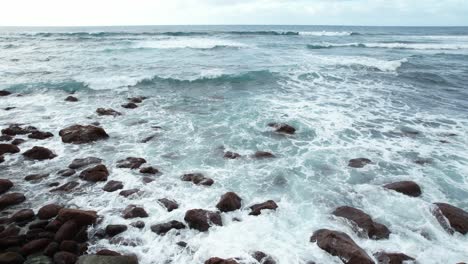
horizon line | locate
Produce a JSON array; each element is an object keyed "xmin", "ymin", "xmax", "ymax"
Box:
[{"xmin": 1, "ymin": 24, "xmax": 468, "ymax": 28}]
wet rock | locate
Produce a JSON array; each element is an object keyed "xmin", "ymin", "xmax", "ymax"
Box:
[
  {"xmin": 38, "ymin": 204, "xmax": 62, "ymax": 220},
  {"xmin": 332, "ymin": 206, "xmax": 390, "ymax": 240},
  {"xmin": 216, "ymin": 192, "xmax": 242, "ymax": 212},
  {"xmin": 119, "ymin": 189, "xmax": 140, "ymax": 198},
  {"xmin": 53, "ymin": 251, "xmax": 77, "ymax": 264},
  {"xmin": 268, "ymin": 123, "xmax": 296, "ymax": 134},
  {"xmin": 44, "ymin": 241, "xmax": 60, "ymax": 257},
  {"xmin": 102, "ymin": 181, "xmax": 123, "ymax": 192},
  {"xmin": 57, "ymin": 208, "xmax": 97, "ymax": 226},
  {"xmin": 59, "ymin": 125, "xmax": 109, "ymax": 144},
  {"xmin": 205, "ymin": 257, "xmax": 238, "ymax": 264},
  {"xmin": 105, "ymin": 225, "xmax": 127, "ymax": 237},
  {"xmin": 223, "ymin": 151, "xmax": 241, "ymax": 159},
  {"xmin": 0, "ymin": 156, "xmax": 3, "ymax": 163},
  {"xmin": 142, "ymin": 177, "xmax": 154, "ymax": 184},
  {"xmin": 128, "ymin": 96, "xmax": 147, "ymax": 103},
  {"xmin": 11, "ymin": 209, "xmax": 35, "ymax": 223},
  {"xmin": 0, "ymin": 252, "xmax": 24, "ymax": 264},
  {"xmin": 25, "ymin": 173, "xmax": 49, "ymax": 182},
  {"xmin": 96, "ymin": 249, "xmax": 122, "ymax": 256},
  {"xmin": 11, "ymin": 138, "xmax": 25, "ymax": 145},
  {"xmin": 117, "ymin": 157, "xmax": 146, "ymax": 169},
  {"xmin": 121, "ymin": 103, "xmax": 138, "ymax": 109},
  {"xmin": 0, "ymin": 192, "xmax": 26, "ymax": 210},
  {"xmin": 181, "ymin": 173, "xmax": 214, "ymax": 186},
  {"xmin": 253, "ymin": 151, "xmax": 275, "ymax": 159},
  {"xmin": 249, "ymin": 200, "xmax": 278, "ymax": 216},
  {"xmin": 54, "ymin": 220, "xmax": 79, "ymax": 241},
  {"xmin": 2, "ymin": 124, "xmax": 37, "ymax": 136},
  {"xmin": 252, "ymin": 251, "xmax": 276, "ymax": 264},
  {"xmin": 384, "ymin": 181, "xmax": 421, "ymax": 197},
  {"xmin": 50, "ymin": 181, "xmax": 79, "ymax": 192},
  {"xmin": 140, "ymin": 135, "xmax": 156, "ymax": 143},
  {"xmin": 0, "ymin": 143, "xmax": 20, "ymax": 155},
  {"xmin": 79, "ymin": 165, "xmax": 109, "ymax": 182},
  {"xmin": 58, "ymin": 169, "xmax": 76, "ymax": 177},
  {"xmin": 374, "ymin": 252, "xmax": 415, "ymax": 264},
  {"xmin": 28, "ymin": 131, "xmax": 53, "ymax": 140},
  {"xmin": 0, "ymin": 135, "xmax": 13, "ymax": 142},
  {"xmin": 433, "ymin": 203, "xmax": 468, "ymax": 234},
  {"xmin": 184, "ymin": 209, "xmax": 222, "ymax": 232},
  {"xmin": 68, "ymin": 157, "xmax": 102, "ymax": 169},
  {"xmin": 0, "ymin": 90, "xmax": 12, "ymax": 96},
  {"xmin": 0, "ymin": 179, "xmax": 13, "ymax": 195},
  {"xmin": 130, "ymin": 221, "xmax": 145, "ymax": 229},
  {"xmin": 74, "ymin": 226, "xmax": 89, "ymax": 243},
  {"xmin": 0, "ymin": 225, "xmax": 20, "ymax": 237},
  {"xmin": 23, "ymin": 146, "xmax": 56, "ymax": 160},
  {"xmin": 21, "ymin": 238, "xmax": 51, "ymax": 255},
  {"xmin": 122, "ymin": 205, "xmax": 148, "ymax": 219},
  {"xmin": 45, "ymin": 219, "xmax": 63, "ymax": 232},
  {"xmin": 176, "ymin": 241, "xmax": 187, "ymax": 247},
  {"xmin": 29, "ymin": 220, "xmax": 50, "ymax": 229},
  {"xmin": 151, "ymin": 220, "xmax": 186, "ymax": 235},
  {"xmin": 310, "ymin": 229, "xmax": 374, "ymax": 264},
  {"xmin": 96, "ymin": 108, "xmax": 122, "ymax": 117},
  {"xmin": 65, "ymin": 96, "xmax": 78, "ymax": 102},
  {"xmin": 139, "ymin": 166, "xmax": 159, "ymax": 174},
  {"xmin": 59, "ymin": 240, "xmax": 79, "ymax": 254},
  {"xmin": 76, "ymin": 255, "xmax": 138, "ymax": 264},
  {"xmin": 348, "ymin": 158, "xmax": 372, "ymax": 168},
  {"xmin": 4, "ymin": 107, "xmax": 15, "ymax": 111},
  {"xmin": 158, "ymin": 198, "xmax": 179, "ymax": 212}
]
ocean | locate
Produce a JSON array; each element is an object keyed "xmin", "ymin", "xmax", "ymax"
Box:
[{"xmin": 0, "ymin": 25, "xmax": 467, "ymax": 263}]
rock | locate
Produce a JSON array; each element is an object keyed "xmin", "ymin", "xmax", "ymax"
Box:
[
  {"xmin": 181, "ymin": 173, "xmax": 214, "ymax": 186},
  {"xmin": 117, "ymin": 157, "xmax": 146, "ymax": 169},
  {"xmin": 414, "ymin": 158, "xmax": 431, "ymax": 165},
  {"xmin": 151, "ymin": 220, "xmax": 186, "ymax": 235},
  {"xmin": 38, "ymin": 204, "xmax": 62, "ymax": 220},
  {"xmin": 0, "ymin": 192, "xmax": 26, "ymax": 210},
  {"xmin": 11, "ymin": 209, "xmax": 35, "ymax": 223},
  {"xmin": 68, "ymin": 157, "xmax": 102, "ymax": 169},
  {"xmin": 0, "ymin": 179, "xmax": 13, "ymax": 195},
  {"xmin": 158, "ymin": 198, "xmax": 179, "ymax": 212},
  {"xmin": 268, "ymin": 123, "xmax": 296, "ymax": 134},
  {"xmin": 65, "ymin": 96, "xmax": 78, "ymax": 102},
  {"xmin": 249, "ymin": 200, "xmax": 278, "ymax": 216},
  {"xmin": 253, "ymin": 151, "xmax": 275, "ymax": 159},
  {"xmin": 74, "ymin": 226, "xmax": 89, "ymax": 243},
  {"xmin": 433, "ymin": 203, "xmax": 468, "ymax": 234},
  {"xmin": 76, "ymin": 255, "xmax": 138, "ymax": 264},
  {"xmin": 0, "ymin": 156, "xmax": 3, "ymax": 163},
  {"xmin": 140, "ymin": 135, "xmax": 156, "ymax": 143},
  {"xmin": 119, "ymin": 189, "xmax": 140, "ymax": 198},
  {"xmin": 11, "ymin": 138, "xmax": 25, "ymax": 145},
  {"xmin": 142, "ymin": 177, "xmax": 154, "ymax": 183},
  {"xmin": 53, "ymin": 252, "xmax": 77, "ymax": 264},
  {"xmin": 0, "ymin": 90, "xmax": 12, "ymax": 96},
  {"xmin": 79, "ymin": 165, "xmax": 109, "ymax": 182},
  {"xmin": 58, "ymin": 169, "xmax": 76, "ymax": 177},
  {"xmin": 25, "ymin": 173, "xmax": 49, "ymax": 182},
  {"xmin": 0, "ymin": 225, "xmax": 20, "ymax": 237},
  {"xmin": 24, "ymin": 256, "xmax": 53, "ymax": 264},
  {"xmin": 384, "ymin": 181, "xmax": 422, "ymax": 197},
  {"xmin": 59, "ymin": 240, "xmax": 79, "ymax": 254},
  {"xmin": 28, "ymin": 131, "xmax": 53, "ymax": 140},
  {"xmin": 205, "ymin": 257, "xmax": 238, "ymax": 264},
  {"xmin": 105, "ymin": 225, "xmax": 127, "ymax": 237},
  {"xmin": 0, "ymin": 143, "xmax": 20, "ymax": 155},
  {"xmin": 216, "ymin": 192, "xmax": 242, "ymax": 212},
  {"xmin": 122, "ymin": 205, "xmax": 148, "ymax": 219},
  {"xmin": 96, "ymin": 250, "xmax": 121, "ymax": 256},
  {"xmin": 223, "ymin": 151, "xmax": 241, "ymax": 159},
  {"xmin": 348, "ymin": 158, "xmax": 372, "ymax": 168},
  {"xmin": 374, "ymin": 252, "xmax": 415, "ymax": 264},
  {"xmin": 4, "ymin": 107, "xmax": 15, "ymax": 111},
  {"xmin": 57, "ymin": 208, "xmax": 97, "ymax": 226},
  {"xmin": 23, "ymin": 146, "xmax": 57, "ymax": 160},
  {"xmin": 102, "ymin": 181, "xmax": 123, "ymax": 192},
  {"xmin": 176, "ymin": 241, "xmax": 187, "ymax": 247},
  {"xmin": 252, "ymin": 251, "xmax": 276, "ymax": 264},
  {"xmin": 44, "ymin": 242, "xmax": 60, "ymax": 257},
  {"xmin": 45, "ymin": 219, "xmax": 63, "ymax": 232},
  {"xmin": 139, "ymin": 166, "xmax": 159, "ymax": 174},
  {"xmin": 21, "ymin": 238, "xmax": 51, "ymax": 255},
  {"xmin": 50, "ymin": 181, "xmax": 79, "ymax": 192},
  {"xmin": 54, "ymin": 220, "xmax": 79, "ymax": 241},
  {"xmin": 2, "ymin": 124, "xmax": 37, "ymax": 136},
  {"xmin": 0, "ymin": 135, "xmax": 13, "ymax": 142},
  {"xmin": 29, "ymin": 220, "xmax": 50, "ymax": 229},
  {"xmin": 310, "ymin": 229, "xmax": 374, "ymax": 264},
  {"xmin": 332, "ymin": 206, "xmax": 390, "ymax": 240},
  {"xmin": 59, "ymin": 125, "xmax": 109, "ymax": 144},
  {"xmin": 130, "ymin": 221, "xmax": 145, "ymax": 229},
  {"xmin": 96, "ymin": 108, "xmax": 122, "ymax": 117},
  {"xmin": 184, "ymin": 209, "xmax": 222, "ymax": 232},
  {"xmin": 0, "ymin": 252, "xmax": 24, "ymax": 264},
  {"xmin": 121, "ymin": 103, "xmax": 138, "ymax": 109},
  {"xmin": 128, "ymin": 97, "xmax": 146, "ymax": 103}
]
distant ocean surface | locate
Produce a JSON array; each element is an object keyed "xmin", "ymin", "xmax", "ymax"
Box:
[{"xmin": 0, "ymin": 26, "xmax": 467, "ymax": 263}]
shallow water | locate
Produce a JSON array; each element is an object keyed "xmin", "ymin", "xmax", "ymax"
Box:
[{"xmin": 0, "ymin": 25, "xmax": 467, "ymax": 263}]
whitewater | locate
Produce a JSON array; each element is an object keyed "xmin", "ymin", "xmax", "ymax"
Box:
[{"xmin": 0, "ymin": 25, "xmax": 467, "ymax": 264}]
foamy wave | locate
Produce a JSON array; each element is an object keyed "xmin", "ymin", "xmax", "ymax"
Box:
[
  {"xmin": 133, "ymin": 38, "xmax": 249, "ymax": 50},
  {"xmin": 299, "ymin": 31, "xmax": 355, "ymax": 36},
  {"xmin": 316, "ymin": 55, "xmax": 407, "ymax": 72},
  {"xmin": 308, "ymin": 42, "xmax": 468, "ymax": 50}
]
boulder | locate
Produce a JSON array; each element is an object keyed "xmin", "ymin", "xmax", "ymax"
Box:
[
  {"xmin": 54, "ymin": 220, "xmax": 79, "ymax": 241},
  {"xmin": 151, "ymin": 220, "xmax": 186, "ymax": 235},
  {"xmin": 216, "ymin": 192, "xmax": 242, "ymax": 212},
  {"xmin": 181, "ymin": 173, "xmax": 214, "ymax": 186},
  {"xmin": 96, "ymin": 250, "xmax": 121, "ymax": 256},
  {"xmin": 102, "ymin": 181, "xmax": 123, "ymax": 192},
  {"xmin": 128, "ymin": 97, "xmax": 146, "ymax": 103},
  {"xmin": 130, "ymin": 221, "xmax": 145, "ymax": 229},
  {"xmin": 23, "ymin": 146, "xmax": 56, "ymax": 160},
  {"xmin": 11, "ymin": 138, "xmax": 25, "ymax": 145},
  {"xmin": 0, "ymin": 179, "xmax": 13, "ymax": 195},
  {"xmin": 79, "ymin": 165, "xmax": 109, "ymax": 182},
  {"xmin": 105, "ymin": 225, "xmax": 127, "ymax": 237},
  {"xmin": 21, "ymin": 238, "xmax": 52, "ymax": 255},
  {"xmin": 1, "ymin": 124, "xmax": 37, "ymax": 136},
  {"xmin": 57, "ymin": 208, "xmax": 97, "ymax": 226},
  {"xmin": 0, "ymin": 192, "xmax": 26, "ymax": 210},
  {"xmin": 348, "ymin": 158, "xmax": 372, "ymax": 168},
  {"xmin": 28, "ymin": 131, "xmax": 53, "ymax": 140},
  {"xmin": 53, "ymin": 251, "xmax": 77, "ymax": 264},
  {"xmin": 117, "ymin": 157, "xmax": 146, "ymax": 169},
  {"xmin": 59, "ymin": 125, "xmax": 109, "ymax": 144},
  {"xmin": 96, "ymin": 108, "xmax": 122, "ymax": 117},
  {"xmin": 268, "ymin": 123, "xmax": 296, "ymax": 134},
  {"xmin": 252, "ymin": 251, "xmax": 276, "ymax": 264},
  {"xmin": 433, "ymin": 203, "xmax": 468, "ymax": 234},
  {"xmin": 310, "ymin": 229, "xmax": 374, "ymax": 264},
  {"xmin": 69, "ymin": 157, "xmax": 102, "ymax": 169},
  {"xmin": 205, "ymin": 258, "xmax": 238, "ymax": 264},
  {"xmin": 0, "ymin": 135, "xmax": 13, "ymax": 141},
  {"xmin": 223, "ymin": 151, "xmax": 241, "ymax": 159},
  {"xmin": 45, "ymin": 219, "xmax": 63, "ymax": 232},
  {"xmin": 158, "ymin": 198, "xmax": 179, "ymax": 212},
  {"xmin": 0, "ymin": 143, "xmax": 20, "ymax": 155},
  {"xmin": 249, "ymin": 200, "xmax": 278, "ymax": 216},
  {"xmin": 122, "ymin": 205, "xmax": 148, "ymax": 219},
  {"xmin": 44, "ymin": 242, "xmax": 60, "ymax": 257},
  {"xmin": 65, "ymin": 96, "xmax": 78, "ymax": 102},
  {"xmin": 253, "ymin": 151, "xmax": 275, "ymax": 159},
  {"xmin": 0, "ymin": 252, "xmax": 24, "ymax": 264},
  {"xmin": 0, "ymin": 90, "xmax": 12, "ymax": 96},
  {"xmin": 38, "ymin": 204, "xmax": 63, "ymax": 220},
  {"xmin": 374, "ymin": 252, "xmax": 415, "ymax": 264},
  {"xmin": 139, "ymin": 166, "xmax": 159, "ymax": 174},
  {"xmin": 184, "ymin": 209, "xmax": 222, "ymax": 232},
  {"xmin": 11, "ymin": 209, "xmax": 35, "ymax": 223},
  {"xmin": 24, "ymin": 256, "xmax": 54, "ymax": 264},
  {"xmin": 58, "ymin": 169, "xmax": 76, "ymax": 177},
  {"xmin": 59, "ymin": 240, "xmax": 79, "ymax": 254},
  {"xmin": 50, "ymin": 181, "xmax": 79, "ymax": 192},
  {"xmin": 76, "ymin": 255, "xmax": 138, "ymax": 264},
  {"xmin": 332, "ymin": 206, "xmax": 390, "ymax": 240},
  {"xmin": 119, "ymin": 189, "xmax": 140, "ymax": 198},
  {"xmin": 0, "ymin": 156, "xmax": 3, "ymax": 163},
  {"xmin": 25, "ymin": 173, "xmax": 49, "ymax": 182},
  {"xmin": 121, "ymin": 103, "xmax": 138, "ymax": 109},
  {"xmin": 384, "ymin": 181, "xmax": 421, "ymax": 197}
]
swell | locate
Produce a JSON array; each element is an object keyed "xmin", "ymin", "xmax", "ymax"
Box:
[
  {"xmin": 307, "ymin": 42, "xmax": 468, "ymax": 50},
  {"xmin": 7, "ymin": 80, "xmax": 90, "ymax": 93}
]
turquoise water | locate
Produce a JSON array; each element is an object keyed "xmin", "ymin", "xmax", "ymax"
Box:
[{"xmin": 0, "ymin": 26, "xmax": 467, "ymax": 263}]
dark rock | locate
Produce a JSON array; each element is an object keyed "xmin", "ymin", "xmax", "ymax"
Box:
[
  {"xmin": 44, "ymin": 242, "xmax": 60, "ymax": 257},
  {"xmin": 205, "ymin": 257, "xmax": 238, "ymax": 264},
  {"xmin": 348, "ymin": 158, "xmax": 372, "ymax": 168},
  {"xmin": 122, "ymin": 205, "xmax": 148, "ymax": 219},
  {"xmin": 158, "ymin": 198, "xmax": 178, "ymax": 212},
  {"xmin": 121, "ymin": 103, "xmax": 138, "ymax": 109},
  {"xmin": 65, "ymin": 96, "xmax": 78, "ymax": 102},
  {"xmin": 11, "ymin": 209, "xmax": 35, "ymax": 223},
  {"xmin": 184, "ymin": 209, "xmax": 222, "ymax": 232},
  {"xmin": 79, "ymin": 165, "xmax": 109, "ymax": 182},
  {"xmin": 96, "ymin": 249, "xmax": 121, "ymax": 256},
  {"xmin": 0, "ymin": 226, "xmax": 20, "ymax": 238},
  {"xmin": 4, "ymin": 107, "xmax": 15, "ymax": 111},
  {"xmin": 252, "ymin": 251, "xmax": 276, "ymax": 264},
  {"xmin": 28, "ymin": 131, "xmax": 53, "ymax": 140},
  {"xmin": 0, "ymin": 179, "xmax": 13, "ymax": 195},
  {"xmin": 25, "ymin": 174, "xmax": 49, "ymax": 182},
  {"xmin": 433, "ymin": 203, "xmax": 468, "ymax": 234},
  {"xmin": 223, "ymin": 151, "xmax": 241, "ymax": 159},
  {"xmin": 216, "ymin": 192, "xmax": 242, "ymax": 212},
  {"xmin": 128, "ymin": 97, "xmax": 146, "ymax": 103},
  {"xmin": 53, "ymin": 251, "xmax": 77, "ymax": 264},
  {"xmin": 0, "ymin": 236, "xmax": 23, "ymax": 249},
  {"xmin": 59, "ymin": 240, "xmax": 79, "ymax": 254},
  {"xmin": 142, "ymin": 177, "xmax": 155, "ymax": 184},
  {"xmin": 151, "ymin": 220, "xmax": 186, "ymax": 235},
  {"xmin": 38, "ymin": 204, "xmax": 62, "ymax": 220},
  {"xmin": 11, "ymin": 139, "xmax": 25, "ymax": 146},
  {"xmin": 23, "ymin": 146, "xmax": 56, "ymax": 160},
  {"xmin": 68, "ymin": 157, "xmax": 102, "ymax": 169},
  {"xmin": 268, "ymin": 123, "xmax": 296, "ymax": 134},
  {"xmin": 0, "ymin": 135, "xmax": 13, "ymax": 142},
  {"xmin": 96, "ymin": 108, "xmax": 122, "ymax": 117},
  {"xmin": 45, "ymin": 219, "xmax": 63, "ymax": 232},
  {"xmin": 332, "ymin": 206, "xmax": 390, "ymax": 240},
  {"xmin": 0, "ymin": 90, "xmax": 12, "ymax": 96},
  {"xmin": 414, "ymin": 158, "xmax": 431, "ymax": 165},
  {"xmin": 140, "ymin": 135, "xmax": 156, "ymax": 143},
  {"xmin": 21, "ymin": 238, "xmax": 51, "ymax": 255},
  {"xmin": 374, "ymin": 252, "xmax": 415, "ymax": 264},
  {"xmin": 130, "ymin": 221, "xmax": 145, "ymax": 229},
  {"xmin": 384, "ymin": 181, "xmax": 422, "ymax": 197},
  {"xmin": 57, "ymin": 208, "xmax": 97, "ymax": 226},
  {"xmin": 58, "ymin": 169, "xmax": 76, "ymax": 177},
  {"xmin": 0, "ymin": 144, "xmax": 20, "ymax": 155},
  {"xmin": 310, "ymin": 229, "xmax": 374, "ymax": 264},
  {"xmin": 0, "ymin": 156, "xmax": 3, "ymax": 163},
  {"xmin": 74, "ymin": 226, "xmax": 89, "ymax": 243},
  {"xmin": 105, "ymin": 225, "xmax": 127, "ymax": 237},
  {"xmin": 102, "ymin": 181, "xmax": 123, "ymax": 192},
  {"xmin": 0, "ymin": 193, "xmax": 26, "ymax": 210},
  {"xmin": 181, "ymin": 173, "xmax": 214, "ymax": 186},
  {"xmin": 176, "ymin": 241, "xmax": 187, "ymax": 247},
  {"xmin": 29, "ymin": 220, "xmax": 50, "ymax": 229},
  {"xmin": 54, "ymin": 220, "xmax": 79, "ymax": 241},
  {"xmin": 117, "ymin": 157, "xmax": 146, "ymax": 169},
  {"xmin": 249, "ymin": 200, "xmax": 278, "ymax": 216},
  {"xmin": 119, "ymin": 189, "xmax": 140, "ymax": 198},
  {"xmin": 253, "ymin": 151, "xmax": 275, "ymax": 159},
  {"xmin": 76, "ymin": 255, "xmax": 138, "ymax": 264},
  {"xmin": 59, "ymin": 125, "xmax": 109, "ymax": 144},
  {"xmin": 139, "ymin": 166, "xmax": 159, "ymax": 174},
  {"xmin": 1, "ymin": 124, "xmax": 37, "ymax": 136},
  {"xmin": 0, "ymin": 252, "xmax": 24, "ymax": 264},
  {"xmin": 50, "ymin": 181, "xmax": 79, "ymax": 192}
]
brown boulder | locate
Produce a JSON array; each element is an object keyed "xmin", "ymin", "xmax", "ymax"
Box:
[
  {"xmin": 151, "ymin": 220, "xmax": 186, "ymax": 235},
  {"xmin": 119, "ymin": 189, "xmax": 140, "ymax": 198},
  {"xmin": 0, "ymin": 90, "xmax": 12, "ymax": 96},
  {"xmin": 374, "ymin": 252, "xmax": 414, "ymax": 264},
  {"xmin": 0, "ymin": 135, "xmax": 13, "ymax": 142},
  {"xmin": 38, "ymin": 204, "xmax": 63, "ymax": 219},
  {"xmin": 0, "ymin": 192, "xmax": 26, "ymax": 210},
  {"xmin": 216, "ymin": 192, "xmax": 242, "ymax": 212},
  {"xmin": 50, "ymin": 181, "xmax": 79, "ymax": 192},
  {"xmin": 53, "ymin": 251, "xmax": 77, "ymax": 264},
  {"xmin": 252, "ymin": 251, "xmax": 276, "ymax": 264},
  {"xmin": 0, "ymin": 144, "xmax": 19, "ymax": 155},
  {"xmin": 253, "ymin": 151, "xmax": 275, "ymax": 159},
  {"xmin": 59, "ymin": 125, "xmax": 109, "ymax": 144},
  {"xmin": 23, "ymin": 146, "xmax": 57, "ymax": 160},
  {"xmin": 59, "ymin": 240, "xmax": 79, "ymax": 254},
  {"xmin": 158, "ymin": 198, "xmax": 179, "ymax": 212},
  {"xmin": 105, "ymin": 225, "xmax": 128, "ymax": 237},
  {"xmin": 0, "ymin": 179, "xmax": 13, "ymax": 195},
  {"xmin": 122, "ymin": 205, "xmax": 148, "ymax": 219},
  {"xmin": 96, "ymin": 249, "xmax": 122, "ymax": 256},
  {"xmin": 28, "ymin": 131, "xmax": 53, "ymax": 140},
  {"xmin": 24, "ymin": 173, "xmax": 49, "ymax": 182},
  {"xmin": 96, "ymin": 108, "xmax": 122, "ymax": 117},
  {"xmin": 57, "ymin": 208, "xmax": 97, "ymax": 226},
  {"xmin": 117, "ymin": 157, "xmax": 147, "ymax": 169},
  {"xmin": 58, "ymin": 169, "xmax": 76, "ymax": 177},
  {"xmin": 205, "ymin": 257, "xmax": 238, "ymax": 264},
  {"xmin": 79, "ymin": 164, "xmax": 109, "ymax": 182},
  {"xmin": 11, "ymin": 138, "xmax": 25, "ymax": 145},
  {"xmin": 184, "ymin": 209, "xmax": 222, "ymax": 232},
  {"xmin": 68, "ymin": 157, "xmax": 102, "ymax": 169},
  {"xmin": 249, "ymin": 200, "xmax": 278, "ymax": 216},
  {"xmin": 54, "ymin": 220, "xmax": 79, "ymax": 241},
  {"xmin": 65, "ymin": 96, "xmax": 78, "ymax": 102},
  {"xmin": 268, "ymin": 123, "xmax": 296, "ymax": 134},
  {"xmin": 21, "ymin": 238, "xmax": 52, "ymax": 255},
  {"xmin": 1, "ymin": 124, "xmax": 37, "ymax": 136},
  {"xmin": 332, "ymin": 206, "xmax": 390, "ymax": 240},
  {"xmin": 224, "ymin": 151, "xmax": 241, "ymax": 159},
  {"xmin": 384, "ymin": 181, "xmax": 422, "ymax": 197},
  {"xmin": 122, "ymin": 103, "xmax": 138, "ymax": 109},
  {"xmin": 0, "ymin": 252, "xmax": 24, "ymax": 264},
  {"xmin": 102, "ymin": 180, "xmax": 123, "ymax": 192},
  {"xmin": 433, "ymin": 203, "xmax": 468, "ymax": 234},
  {"xmin": 348, "ymin": 158, "xmax": 372, "ymax": 168},
  {"xmin": 11, "ymin": 209, "xmax": 35, "ymax": 223},
  {"xmin": 181, "ymin": 173, "xmax": 214, "ymax": 186},
  {"xmin": 139, "ymin": 166, "xmax": 159, "ymax": 174}
]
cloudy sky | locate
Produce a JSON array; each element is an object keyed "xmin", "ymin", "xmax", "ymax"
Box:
[{"xmin": 1, "ymin": 0, "xmax": 467, "ymax": 26}]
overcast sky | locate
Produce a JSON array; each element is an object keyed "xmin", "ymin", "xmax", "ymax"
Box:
[{"xmin": 1, "ymin": 0, "xmax": 467, "ymax": 27}]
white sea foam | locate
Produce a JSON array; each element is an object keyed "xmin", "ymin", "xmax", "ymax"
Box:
[
  {"xmin": 310, "ymin": 42, "xmax": 468, "ymax": 50},
  {"xmin": 299, "ymin": 31, "xmax": 353, "ymax": 36},
  {"xmin": 134, "ymin": 38, "xmax": 249, "ymax": 49}
]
